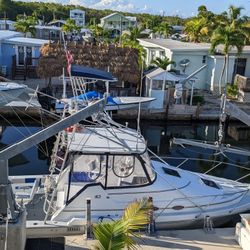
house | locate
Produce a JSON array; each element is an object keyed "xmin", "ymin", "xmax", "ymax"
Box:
[
  {"xmin": 0, "ymin": 31, "xmax": 48, "ymax": 78},
  {"xmin": 138, "ymin": 38, "xmax": 250, "ymax": 92},
  {"xmin": 70, "ymin": 9, "xmax": 85, "ymax": 27},
  {"xmin": 35, "ymin": 25, "xmax": 61, "ymax": 41},
  {"xmin": 47, "ymin": 20, "xmax": 66, "ymax": 27},
  {"xmin": 0, "ymin": 20, "xmax": 16, "ymax": 31},
  {"xmin": 145, "ymin": 67, "xmax": 192, "ymax": 109},
  {"xmin": 100, "ymin": 13, "xmax": 137, "ymax": 36}
]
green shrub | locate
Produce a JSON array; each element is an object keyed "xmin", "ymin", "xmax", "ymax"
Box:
[
  {"xmin": 191, "ymin": 95, "xmax": 205, "ymax": 105},
  {"xmin": 227, "ymin": 84, "xmax": 238, "ymax": 99}
]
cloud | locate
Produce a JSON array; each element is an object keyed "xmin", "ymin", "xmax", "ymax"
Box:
[{"xmin": 18, "ymin": 0, "xmax": 154, "ymax": 13}]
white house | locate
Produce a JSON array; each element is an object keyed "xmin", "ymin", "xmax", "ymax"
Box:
[
  {"xmin": 138, "ymin": 38, "xmax": 250, "ymax": 92},
  {"xmin": 70, "ymin": 9, "xmax": 85, "ymax": 27},
  {"xmin": 100, "ymin": 13, "xmax": 137, "ymax": 36},
  {"xmin": 0, "ymin": 20, "xmax": 16, "ymax": 31}
]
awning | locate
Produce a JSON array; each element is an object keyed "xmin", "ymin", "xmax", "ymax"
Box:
[{"xmin": 71, "ymin": 65, "xmax": 117, "ymax": 82}]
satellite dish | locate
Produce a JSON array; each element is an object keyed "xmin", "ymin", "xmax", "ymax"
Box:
[{"xmin": 179, "ymin": 59, "xmax": 190, "ymax": 73}]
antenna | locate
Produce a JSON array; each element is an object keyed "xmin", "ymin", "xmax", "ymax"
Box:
[{"xmin": 179, "ymin": 59, "xmax": 190, "ymax": 73}]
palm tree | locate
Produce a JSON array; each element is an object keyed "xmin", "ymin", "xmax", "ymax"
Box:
[
  {"xmin": 62, "ymin": 19, "xmax": 80, "ymax": 34},
  {"xmin": 210, "ymin": 6, "xmax": 249, "ymax": 94},
  {"xmin": 153, "ymin": 22, "xmax": 173, "ymax": 38},
  {"xmin": 93, "ymin": 199, "xmax": 151, "ymax": 250},
  {"xmin": 14, "ymin": 14, "xmax": 37, "ymax": 37},
  {"xmin": 151, "ymin": 56, "xmax": 176, "ymax": 70},
  {"xmin": 184, "ymin": 17, "xmax": 207, "ymax": 43}
]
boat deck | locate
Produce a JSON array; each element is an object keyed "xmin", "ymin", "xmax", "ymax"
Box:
[{"xmin": 65, "ymin": 228, "xmax": 240, "ymax": 250}]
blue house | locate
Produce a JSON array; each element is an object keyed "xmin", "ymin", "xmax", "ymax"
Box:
[{"xmin": 0, "ymin": 30, "xmax": 48, "ymax": 78}]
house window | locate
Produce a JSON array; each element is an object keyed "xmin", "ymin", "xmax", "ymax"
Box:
[
  {"xmin": 202, "ymin": 55, "xmax": 206, "ymax": 64},
  {"xmin": 159, "ymin": 51, "xmax": 165, "ymax": 58}
]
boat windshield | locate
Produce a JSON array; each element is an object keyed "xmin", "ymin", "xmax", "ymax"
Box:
[{"xmin": 68, "ymin": 152, "xmax": 155, "ymax": 189}]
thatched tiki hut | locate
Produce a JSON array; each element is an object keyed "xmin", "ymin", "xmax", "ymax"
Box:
[{"xmin": 37, "ymin": 42, "xmax": 141, "ymax": 93}]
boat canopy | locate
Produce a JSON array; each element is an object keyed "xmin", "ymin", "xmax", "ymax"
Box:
[
  {"xmin": 71, "ymin": 65, "xmax": 117, "ymax": 82},
  {"xmin": 67, "ymin": 126, "xmax": 146, "ymax": 154},
  {"xmin": 73, "ymin": 91, "xmax": 117, "ymax": 104}
]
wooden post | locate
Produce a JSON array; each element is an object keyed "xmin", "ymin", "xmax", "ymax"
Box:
[
  {"xmin": 86, "ymin": 198, "xmax": 92, "ymax": 239},
  {"xmin": 148, "ymin": 197, "xmax": 155, "ymax": 235}
]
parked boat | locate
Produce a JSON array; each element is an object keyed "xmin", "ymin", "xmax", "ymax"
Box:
[
  {"xmin": 10, "ymin": 117, "xmax": 250, "ymax": 229},
  {"xmin": 56, "ymin": 90, "xmax": 155, "ymax": 112},
  {"xmin": 0, "ymin": 81, "xmax": 27, "ymax": 105},
  {"xmin": 55, "ymin": 65, "xmax": 155, "ymax": 112}
]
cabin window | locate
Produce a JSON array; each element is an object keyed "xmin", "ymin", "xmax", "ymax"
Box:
[
  {"xmin": 201, "ymin": 178, "xmax": 220, "ymax": 189},
  {"xmin": 162, "ymin": 167, "xmax": 180, "ymax": 178},
  {"xmin": 106, "ymin": 154, "xmax": 155, "ymax": 188}
]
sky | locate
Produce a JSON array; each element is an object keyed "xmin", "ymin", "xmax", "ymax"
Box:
[{"xmin": 19, "ymin": 0, "xmax": 250, "ymax": 17}]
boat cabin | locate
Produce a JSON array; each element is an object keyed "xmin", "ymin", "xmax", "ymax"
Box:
[{"xmin": 56, "ymin": 126, "xmax": 156, "ymax": 204}]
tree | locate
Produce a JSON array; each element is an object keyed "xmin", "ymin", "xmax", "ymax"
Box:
[
  {"xmin": 93, "ymin": 199, "xmax": 151, "ymax": 250},
  {"xmin": 0, "ymin": 0, "xmax": 12, "ymax": 18},
  {"xmin": 153, "ymin": 22, "xmax": 173, "ymax": 38},
  {"xmin": 151, "ymin": 56, "xmax": 176, "ymax": 70},
  {"xmin": 121, "ymin": 27, "xmax": 142, "ymax": 42},
  {"xmin": 62, "ymin": 19, "xmax": 80, "ymax": 34},
  {"xmin": 184, "ymin": 17, "xmax": 208, "ymax": 43},
  {"xmin": 89, "ymin": 24, "xmax": 104, "ymax": 39},
  {"xmin": 210, "ymin": 6, "xmax": 249, "ymax": 94},
  {"xmin": 14, "ymin": 15, "xmax": 38, "ymax": 37}
]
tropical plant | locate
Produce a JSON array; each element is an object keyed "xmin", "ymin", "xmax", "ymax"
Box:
[
  {"xmin": 127, "ymin": 27, "xmax": 143, "ymax": 41},
  {"xmin": 14, "ymin": 14, "xmax": 38, "ymax": 37},
  {"xmin": 89, "ymin": 24, "xmax": 104, "ymax": 39},
  {"xmin": 93, "ymin": 198, "xmax": 151, "ymax": 250},
  {"xmin": 151, "ymin": 56, "xmax": 176, "ymax": 70},
  {"xmin": 184, "ymin": 17, "xmax": 208, "ymax": 43},
  {"xmin": 153, "ymin": 22, "xmax": 173, "ymax": 38},
  {"xmin": 62, "ymin": 18, "xmax": 81, "ymax": 34},
  {"xmin": 227, "ymin": 84, "xmax": 238, "ymax": 99},
  {"xmin": 210, "ymin": 6, "xmax": 249, "ymax": 94}
]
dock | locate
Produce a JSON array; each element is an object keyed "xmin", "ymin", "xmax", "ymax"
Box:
[{"xmin": 65, "ymin": 228, "xmax": 240, "ymax": 250}]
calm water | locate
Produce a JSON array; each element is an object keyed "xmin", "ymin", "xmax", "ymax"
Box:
[{"xmin": 1, "ymin": 120, "xmax": 250, "ymax": 182}]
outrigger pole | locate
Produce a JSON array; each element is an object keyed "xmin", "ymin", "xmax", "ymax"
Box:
[{"xmin": 0, "ymin": 98, "xmax": 105, "ymax": 250}]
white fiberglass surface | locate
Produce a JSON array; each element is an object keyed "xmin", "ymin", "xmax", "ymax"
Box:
[{"xmin": 67, "ymin": 126, "xmax": 146, "ymax": 154}]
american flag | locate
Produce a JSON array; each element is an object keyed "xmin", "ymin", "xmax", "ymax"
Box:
[{"xmin": 65, "ymin": 50, "xmax": 73, "ymax": 75}]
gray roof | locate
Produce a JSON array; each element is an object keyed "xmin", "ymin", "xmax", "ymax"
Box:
[
  {"xmin": 138, "ymin": 38, "xmax": 250, "ymax": 54},
  {"xmin": 146, "ymin": 68, "xmax": 187, "ymax": 81},
  {"xmin": 0, "ymin": 30, "xmax": 22, "ymax": 41},
  {"xmin": 5, "ymin": 37, "xmax": 49, "ymax": 46},
  {"xmin": 139, "ymin": 39, "xmax": 211, "ymax": 52}
]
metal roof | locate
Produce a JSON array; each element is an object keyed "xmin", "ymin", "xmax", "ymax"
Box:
[
  {"xmin": 138, "ymin": 38, "xmax": 250, "ymax": 53},
  {"xmin": 4, "ymin": 37, "xmax": 49, "ymax": 46},
  {"xmin": 0, "ymin": 30, "xmax": 22, "ymax": 41},
  {"xmin": 145, "ymin": 68, "xmax": 185, "ymax": 81}
]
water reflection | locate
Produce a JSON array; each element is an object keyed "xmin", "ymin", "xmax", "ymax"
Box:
[
  {"xmin": 0, "ymin": 120, "xmax": 250, "ymax": 183},
  {"xmin": 137, "ymin": 121, "xmax": 250, "ymax": 183}
]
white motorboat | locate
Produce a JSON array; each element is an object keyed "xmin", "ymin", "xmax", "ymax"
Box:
[
  {"xmin": 54, "ymin": 65, "xmax": 155, "ymax": 112},
  {"xmin": 10, "ymin": 119, "xmax": 250, "ymax": 229},
  {"xmin": 56, "ymin": 91, "xmax": 155, "ymax": 112},
  {"xmin": 0, "ymin": 81, "xmax": 27, "ymax": 104}
]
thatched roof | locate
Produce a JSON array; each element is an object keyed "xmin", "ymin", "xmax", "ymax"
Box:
[{"xmin": 37, "ymin": 42, "xmax": 140, "ymax": 84}]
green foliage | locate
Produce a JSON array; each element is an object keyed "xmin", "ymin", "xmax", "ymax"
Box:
[
  {"xmin": 151, "ymin": 56, "xmax": 176, "ymax": 70},
  {"xmin": 62, "ymin": 19, "xmax": 80, "ymax": 33},
  {"xmin": 191, "ymin": 95, "xmax": 205, "ymax": 105},
  {"xmin": 93, "ymin": 199, "xmax": 150, "ymax": 250},
  {"xmin": 14, "ymin": 14, "xmax": 38, "ymax": 37},
  {"xmin": 227, "ymin": 84, "xmax": 238, "ymax": 98}
]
